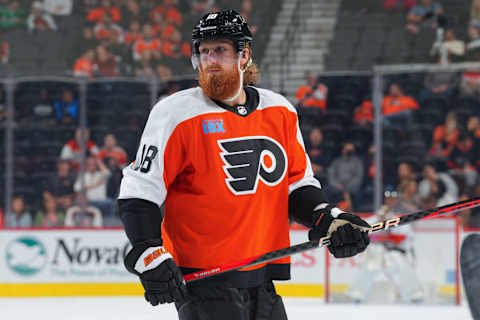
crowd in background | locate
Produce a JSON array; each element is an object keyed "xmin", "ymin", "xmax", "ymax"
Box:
[
  {"xmin": 1, "ymin": 127, "xmax": 128, "ymax": 229},
  {"xmin": 2, "ymin": 0, "xmax": 480, "ymax": 229}
]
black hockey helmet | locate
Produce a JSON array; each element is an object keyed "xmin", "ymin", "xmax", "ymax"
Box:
[{"xmin": 191, "ymin": 9, "xmax": 253, "ymax": 69}]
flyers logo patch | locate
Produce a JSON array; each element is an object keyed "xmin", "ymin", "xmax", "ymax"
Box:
[{"xmin": 218, "ymin": 136, "xmax": 287, "ymax": 195}]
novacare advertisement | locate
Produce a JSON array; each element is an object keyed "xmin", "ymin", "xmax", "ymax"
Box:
[{"xmin": 0, "ymin": 230, "xmax": 137, "ymax": 283}]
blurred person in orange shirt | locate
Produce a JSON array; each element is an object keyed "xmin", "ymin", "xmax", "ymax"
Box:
[
  {"xmin": 73, "ymin": 48, "xmax": 97, "ymax": 78},
  {"xmin": 295, "ymin": 71, "xmax": 328, "ymax": 112},
  {"xmin": 95, "ymin": 45, "xmax": 119, "ymax": 77},
  {"xmin": 124, "ymin": 20, "xmax": 142, "ymax": 46},
  {"xmin": 353, "ymin": 98, "xmax": 374, "ymax": 126},
  {"xmin": 429, "ymin": 111, "xmax": 459, "ymax": 158},
  {"xmin": 93, "ymin": 13, "xmax": 124, "ymax": 44},
  {"xmin": 151, "ymin": 0, "xmax": 183, "ymax": 27},
  {"xmin": 382, "ymin": 82, "xmax": 419, "ymax": 125},
  {"xmin": 151, "ymin": 10, "xmax": 176, "ymax": 40},
  {"xmin": 132, "ymin": 23, "xmax": 162, "ymax": 61},
  {"xmin": 161, "ymin": 28, "xmax": 190, "ymax": 59},
  {"xmin": 87, "ymin": 0, "xmax": 121, "ymax": 23},
  {"xmin": 98, "ymin": 133, "xmax": 128, "ymax": 168}
]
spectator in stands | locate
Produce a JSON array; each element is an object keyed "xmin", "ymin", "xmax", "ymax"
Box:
[
  {"xmin": 382, "ymin": 82, "xmax": 419, "ymax": 125},
  {"xmin": 353, "ymin": 98, "xmax": 373, "ymax": 126},
  {"xmin": 430, "ymin": 29, "xmax": 465, "ymax": 62},
  {"xmin": 98, "ymin": 133, "xmax": 126, "ymax": 199},
  {"xmin": 152, "ymin": 0, "xmax": 183, "ymax": 27},
  {"xmin": 132, "ymin": 23, "xmax": 162, "ymax": 61},
  {"xmin": 93, "ymin": 12, "xmax": 123, "ymax": 45},
  {"xmin": 5, "ymin": 195, "xmax": 32, "ymax": 228},
  {"xmin": 43, "ymin": 0, "xmax": 73, "ymax": 16},
  {"xmin": 161, "ymin": 28, "xmax": 190, "ymax": 73},
  {"xmin": 134, "ymin": 49, "xmax": 155, "ymax": 79},
  {"xmin": 98, "ymin": 133, "xmax": 127, "ymax": 167},
  {"xmin": 27, "ymin": 1, "xmax": 57, "ymax": 33},
  {"xmin": 60, "ymin": 127, "xmax": 99, "ymax": 170},
  {"xmin": 123, "ymin": 20, "xmax": 142, "ymax": 46},
  {"xmin": 156, "ymin": 63, "xmax": 173, "ymax": 82},
  {"xmin": 73, "ymin": 156, "xmax": 113, "ymax": 216},
  {"xmin": 465, "ymin": 24, "xmax": 480, "ymax": 61},
  {"xmin": 161, "ymin": 28, "xmax": 190, "ymax": 59},
  {"xmin": 151, "ymin": 10, "xmax": 176, "ymax": 41},
  {"xmin": 398, "ymin": 179, "xmax": 421, "ymax": 212},
  {"xmin": 86, "ymin": 0, "xmax": 121, "ymax": 23},
  {"xmin": 384, "ymin": 0, "xmax": 416, "ymax": 11},
  {"xmin": 429, "ymin": 111, "xmax": 459, "ymax": 158},
  {"xmin": 46, "ymin": 162, "xmax": 75, "ymax": 210},
  {"xmin": 420, "ymin": 56, "xmax": 459, "ymax": 102},
  {"xmin": 44, "ymin": 159, "xmax": 76, "ymax": 211},
  {"xmin": 471, "ymin": 0, "xmax": 480, "ymax": 26},
  {"xmin": 305, "ymin": 127, "xmax": 329, "ymax": 181},
  {"xmin": 406, "ymin": 0, "xmax": 444, "ymax": 34},
  {"xmin": 418, "ymin": 162, "xmax": 458, "ymax": 206},
  {"xmin": 0, "ymin": 208, "xmax": 4, "ymax": 228},
  {"xmin": 121, "ymin": 0, "xmax": 141, "ymax": 28},
  {"xmin": 73, "ymin": 48, "xmax": 97, "ymax": 78},
  {"xmin": 326, "ymin": 142, "xmax": 364, "ymax": 205},
  {"xmin": 448, "ymin": 130, "xmax": 478, "ymax": 193},
  {"xmin": 0, "ymin": 0, "xmax": 25, "ymax": 30},
  {"xmin": 70, "ymin": 26, "xmax": 97, "ymax": 65},
  {"xmin": 467, "ymin": 115, "xmax": 480, "ymax": 139},
  {"xmin": 240, "ymin": 0, "xmax": 258, "ymax": 35},
  {"xmin": 397, "ymin": 161, "xmax": 418, "ymax": 188},
  {"xmin": 31, "ymin": 87, "xmax": 56, "ymax": 126},
  {"xmin": 94, "ymin": 44, "xmax": 119, "ymax": 77},
  {"xmin": 65, "ymin": 193, "xmax": 102, "ymax": 227},
  {"xmin": 53, "ymin": 87, "xmax": 79, "ymax": 125},
  {"xmin": 34, "ymin": 193, "xmax": 65, "ymax": 228},
  {"xmin": 295, "ymin": 71, "xmax": 328, "ymax": 112},
  {"xmin": 0, "ymin": 31, "xmax": 8, "ymax": 66}
]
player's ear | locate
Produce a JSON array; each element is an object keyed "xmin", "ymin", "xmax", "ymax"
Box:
[{"xmin": 240, "ymin": 48, "xmax": 250, "ymax": 70}]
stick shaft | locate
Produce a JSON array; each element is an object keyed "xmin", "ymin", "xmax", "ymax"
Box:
[{"xmin": 184, "ymin": 197, "xmax": 480, "ymax": 282}]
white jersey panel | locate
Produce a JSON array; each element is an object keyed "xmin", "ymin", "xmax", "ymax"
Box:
[{"xmin": 118, "ymin": 87, "xmax": 227, "ymax": 207}]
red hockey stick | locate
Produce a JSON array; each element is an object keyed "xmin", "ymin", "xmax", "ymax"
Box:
[{"xmin": 183, "ymin": 196, "xmax": 480, "ymax": 283}]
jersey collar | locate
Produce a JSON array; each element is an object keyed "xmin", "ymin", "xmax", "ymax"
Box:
[{"xmin": 211, "ymin": 86, "xmax": 259, "ymax": 117}]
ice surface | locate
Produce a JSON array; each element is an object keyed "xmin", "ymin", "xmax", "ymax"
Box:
[{"xmin": 0, "ymin": 297, "xmax": 473, "ymax": 320}]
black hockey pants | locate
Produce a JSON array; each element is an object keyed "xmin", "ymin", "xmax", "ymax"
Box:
[{"xmin": 175, "ymin": 281, "xmax": 288, "ymax": 320}]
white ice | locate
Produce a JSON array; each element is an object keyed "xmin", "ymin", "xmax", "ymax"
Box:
[{"xmin": 0, "ymin": 297, "xmax": 473, "ymax": 320}]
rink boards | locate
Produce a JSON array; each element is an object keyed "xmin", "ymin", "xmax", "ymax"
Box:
[{"xmin": 0, "ymin": 228, "xmax": 462, "ymax": 301}]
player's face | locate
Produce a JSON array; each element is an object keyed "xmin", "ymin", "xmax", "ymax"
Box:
[
  {"xmin": 198, "ymin": 39, "xmax": 238, "ymax": 69},
  {"xmin": 198, "ymin": 39, "xmax": 242, "ymax": 100}
]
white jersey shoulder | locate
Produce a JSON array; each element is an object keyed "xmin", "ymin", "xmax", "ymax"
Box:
[
  {"xmin": 255, "ymin": 87, "xmax": 297, "ymax": 114},
  {"xmin": 149, "ymin": 87, "xmax": 227, "ymax": 127}
]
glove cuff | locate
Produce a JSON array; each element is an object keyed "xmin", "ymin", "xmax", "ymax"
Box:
[{"xmin": 124, "ymin": 239, "xmax": 172, "ymax": 275}]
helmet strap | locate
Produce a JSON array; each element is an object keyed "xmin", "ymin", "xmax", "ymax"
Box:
[{"xmin": 224, "ymin": 55, "xmax": 245, "ymax": 102}]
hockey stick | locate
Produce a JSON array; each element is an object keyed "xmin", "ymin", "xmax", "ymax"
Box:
[{"xmin": 183, "ymin": 196, "xmax": 480, "ymax": 282}]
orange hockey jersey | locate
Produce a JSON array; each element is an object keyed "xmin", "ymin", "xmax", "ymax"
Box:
[{"xmin": 119, "ymin": 86, "xmax": 322, "ymax": 285}]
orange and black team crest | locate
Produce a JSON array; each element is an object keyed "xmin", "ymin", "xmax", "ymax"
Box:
[{"xmin": 218, "ymin": 136, "xmax": 287, "ymax": 195}]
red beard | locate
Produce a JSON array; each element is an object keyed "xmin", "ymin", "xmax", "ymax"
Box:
[{"xmin": 198, "ymin": 62, "xmax": 241, "ymax": 101}]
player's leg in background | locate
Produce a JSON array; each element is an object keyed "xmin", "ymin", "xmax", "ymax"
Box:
[
  {"xmin": 346, "ymin": 244, "xmax": 385, "ymax": 303},
  {"xmin": 383, "ymin": 250, "xmax": 424, "ymax": 303},
  {"xmin": 461, "ymin": 233, "xmax": 480, "ymax": 320}
]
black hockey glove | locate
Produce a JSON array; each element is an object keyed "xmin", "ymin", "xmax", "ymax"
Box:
[
  {"xmin": 124, "ymin": 239, "xmax": 188, "ymax": 306},
  {"xmin": 308, "ymin": 204, "xmax": 371, "ymax": 258}
]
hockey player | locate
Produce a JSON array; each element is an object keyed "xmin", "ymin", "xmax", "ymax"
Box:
[
  {"xmin": 118, "ymin": 9, "xmax": 371, "ymax": 320},
  {"xmin": 347, "ymin": 187, "xmax": 424, "ymax": 304}
]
